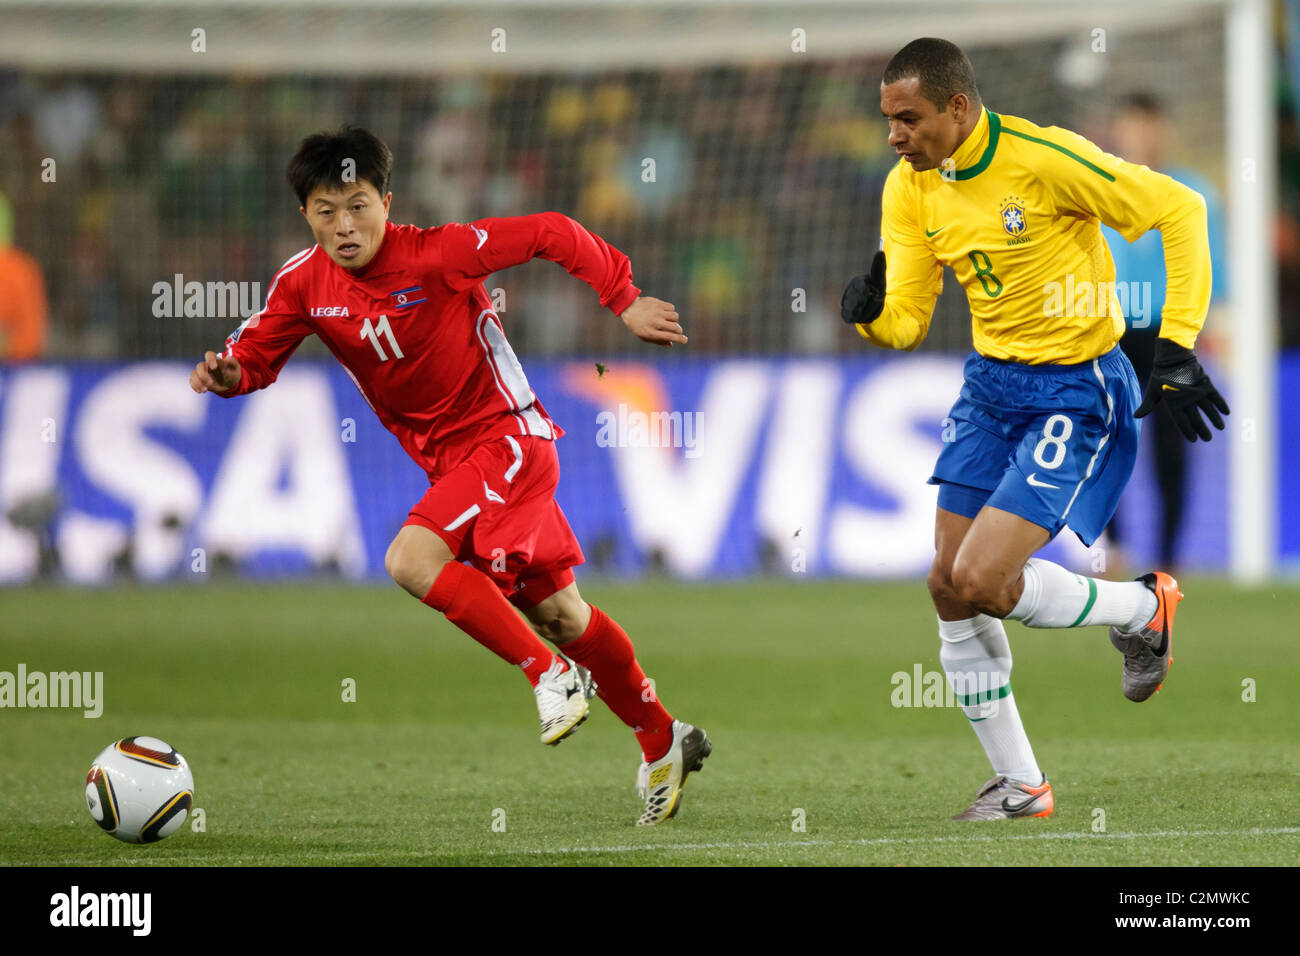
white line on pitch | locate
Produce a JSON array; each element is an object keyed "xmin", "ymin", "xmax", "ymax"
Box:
[
  {"xmin": 88, "ymin": 825, "xmax": 1300, "ymax": 865},
  {"xmin": 491, "ymin": 826, "xmax": 1300, "ymax": 857}
]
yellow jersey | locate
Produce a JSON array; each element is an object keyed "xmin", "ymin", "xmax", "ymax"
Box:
[{"xmin": 858, "ymin": 107, "xmax": 1211, "ymax": 363}]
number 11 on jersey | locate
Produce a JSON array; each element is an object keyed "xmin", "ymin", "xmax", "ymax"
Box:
[{"xmin": 361, "ymin": 314, "xmax": 405, "ymax": 361}]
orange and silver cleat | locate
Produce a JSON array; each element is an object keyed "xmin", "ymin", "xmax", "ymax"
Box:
[
  {"xmin": 950, "ymin": 775, "xmax": 1054, "ymax": 820},
  {"xmin": 1109, "ymin": 571, "xmax": 1181, "ymax": 702}
]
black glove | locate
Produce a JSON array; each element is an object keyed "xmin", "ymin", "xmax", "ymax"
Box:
[
  {"xmin": 1134, "ymin": 339, "xmax": 1230, "ymax": 442},
  {"xmin": 841, "ymin": 251, "xmax": 886, "ymax": 325}
]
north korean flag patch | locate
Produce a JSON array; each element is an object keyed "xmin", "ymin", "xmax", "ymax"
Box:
[{"xmin": 389, "ymin": 285, "xmax": 426, "ymax": 310}]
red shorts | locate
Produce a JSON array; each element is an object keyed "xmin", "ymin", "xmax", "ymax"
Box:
[{"xmin": 404, "ymin": 435, "xmax": 585, "ymax": 609}]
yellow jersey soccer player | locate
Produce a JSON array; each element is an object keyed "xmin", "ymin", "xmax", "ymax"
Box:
[{"xmin": 841, "ymin": 38, "xmax": 1229, "ymax": 820}]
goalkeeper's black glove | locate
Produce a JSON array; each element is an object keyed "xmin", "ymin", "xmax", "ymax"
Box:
[
  {"xmin": 1134, "ymin": 338, "xmax": 1230, "ymax": 442},
  {"xmin": 841, "ymin": 250, "xmax": 886, "ymax": 325}
]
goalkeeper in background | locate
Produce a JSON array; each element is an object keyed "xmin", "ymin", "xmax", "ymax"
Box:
[
  {"xmin": 1101, "ymin": 92, "xmax": 1229, "ymax": 575},
  {"xmin": 841, "ymin": 38, "xmax": 1229, "ymax": 820}
]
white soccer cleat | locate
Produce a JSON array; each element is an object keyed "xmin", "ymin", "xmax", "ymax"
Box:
[
  {"xmin": 635, "ymin": 720, "xmax": 712, "ymax": 826},
  {"xmin": 534, "ymin": 656, "xmax": 596, "ymax": 746}
]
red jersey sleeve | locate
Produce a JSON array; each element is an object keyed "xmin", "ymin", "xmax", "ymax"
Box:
[
  {"xmin": 216, "ymin": 249, "xmax": 315, "ymax": 397},
  {"xmin": 436, "ymin": 212, "xmax": 641, "ymax": 316}
]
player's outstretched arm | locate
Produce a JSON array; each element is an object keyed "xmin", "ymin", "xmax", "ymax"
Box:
[
  {"xmin": 1134, "ymin": 339, "xmax": 1230, "ymax": 442},
  {"xmin": 189, "ymin": 350, "xmax": 241, "ymax": 394},
  {"xmin": 620, "ymin": 296, "xmax": 686, "ymax": 347},
  {"xmin": 192, "ymin": 248, "xmax": 314, "ymax": 397},
  {"xmin": 438, "ymin": 213, "xmax": 641, "ymax": 316}
]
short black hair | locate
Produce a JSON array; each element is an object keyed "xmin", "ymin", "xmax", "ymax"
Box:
[
  {"xmin": 1121, "ymin": 91, "xmax": 1166, "ymax": 117},
  {"xmin": 286, "ymin": 125, "xmax": 393, "ymax": 207},
  {"xmin": 882, "ymin": 38, "xmax": 981, "ymax": 113}
]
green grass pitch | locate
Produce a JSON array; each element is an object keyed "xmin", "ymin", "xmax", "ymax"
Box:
[{"xmin": 1, "ymin": 578, "xmax": 1297, "ymax": 866}]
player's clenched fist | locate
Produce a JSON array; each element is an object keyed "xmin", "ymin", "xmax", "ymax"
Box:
[
  {"xmin": 190, "ymin": 350, "xmax": 241, "ymax": 394},
  {"xmin": 620, "ymin": 296, "xmax": 687, "ymax": 347},
  {"xmin": 841, "ymin": 250, "xmax": 887, "ymax": 326}
]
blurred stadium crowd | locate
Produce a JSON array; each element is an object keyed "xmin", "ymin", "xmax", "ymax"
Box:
[
  {"xmin": 0, "ymin": 26, "xmax": 1294, "ymax": 362},
  {"xmin": 0, "ymin": 66, "xmax": 901, "ymax": 360}
]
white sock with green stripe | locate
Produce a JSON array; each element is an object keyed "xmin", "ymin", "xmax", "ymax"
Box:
[
  {"xmin": 938, "ymin": 614, "xmax": 1041, "ymax": 785},
  {"xmin": 1008, "ymin": 557, "xmax": 1157, "ymax": 631}
]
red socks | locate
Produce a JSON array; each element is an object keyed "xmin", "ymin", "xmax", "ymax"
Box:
[
  {"xmin": 422, "ymin": 567, "xmax": 673, "ymax": 761},
  {"xmin": 422, "ymin": 562, "xmax": 555, "ymax": 686},
  {"xmin": 563, "ymin": 605, "xmax": 674, "ymax": 762}
]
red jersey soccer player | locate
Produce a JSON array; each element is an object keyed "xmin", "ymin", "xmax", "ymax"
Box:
[{"xmin": 189, "ymin": 126, "xmax": 710, "ymax": 826}]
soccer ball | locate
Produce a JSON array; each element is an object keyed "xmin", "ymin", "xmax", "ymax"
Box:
[{"xmin": 84, "ymin": 736, "xmax": 195, "ymax": 844}]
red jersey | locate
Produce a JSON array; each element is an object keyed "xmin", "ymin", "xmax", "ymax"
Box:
[{"xmin": 218, "ymin": 213, "xmax": 640, "ymax": 478}]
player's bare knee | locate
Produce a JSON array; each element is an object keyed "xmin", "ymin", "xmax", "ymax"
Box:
[
  {"xmin": 951, "ymin": 562, "xmax": 989, "ymax": 610},
  {"xmin": 529, "ymin": 606, "xmax": 579, "ymax": 646},
  {"xmin": 927, "ymin": 560, "xmax": 959, "ymax": 605},
  {"xmin": 383, "ymin": 538, "xmax": 401, "ymax": 580},
  {"xmin": 385, "ymin": 533, "xmax": 447, "ymax": 598},
  {"xmin": 552, "ymin": 608, "xmax": 590, "ymax": 646},
  {"xmin": 952, "ymin": 563, "xmax": 1016, "ymax": 617},
  {"xmin": 524, "ymin": 588, "xmax": 591, "ymax": 646},
  {"xmin": 528, "ymin": 612, "xmax": 565, "ymax": 644},
  {"xmin": 384, "ymin": 539, "xmax": 419, "ymax": 595}
]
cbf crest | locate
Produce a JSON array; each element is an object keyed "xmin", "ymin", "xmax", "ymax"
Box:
[{"xmin": 1000, "ymin": 196, "xmax": 1031, "ymax": 245}]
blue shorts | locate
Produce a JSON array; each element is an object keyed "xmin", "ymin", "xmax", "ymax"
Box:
[{"xmin": 929, "ymin": 345, "xmax": 1141, "ymax": 546}]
